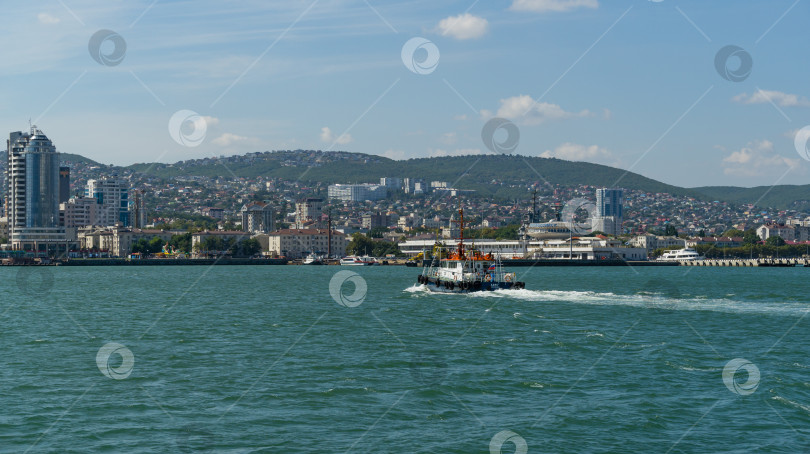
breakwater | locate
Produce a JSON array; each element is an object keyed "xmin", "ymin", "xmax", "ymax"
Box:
[{"xmin": 58, "ymin": 258, "xmax": 288, "ymax": 266}]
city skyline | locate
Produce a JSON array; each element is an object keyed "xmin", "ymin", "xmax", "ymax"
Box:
[{"xmin": 2, "ymin": 1, "xmax": 809, "ymax": 189}]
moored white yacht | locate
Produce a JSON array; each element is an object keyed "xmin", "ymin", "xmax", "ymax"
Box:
[
  {"xmin": 657, "ymin": 248, "xmax": 704, "ymax": 261},
  {"xmin": 340, "ymin": 256, "xmax": 374, "ymax": 266}
]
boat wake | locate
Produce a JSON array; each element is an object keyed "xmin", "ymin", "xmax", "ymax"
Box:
[{"xmin": 405, "ymin": 286, "xmax": 810, "ymax": 316}]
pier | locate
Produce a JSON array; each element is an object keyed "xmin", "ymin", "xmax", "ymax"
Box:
[{"xmin": 679, "ymin": 258, "xmax": 808, "ymax": 267}]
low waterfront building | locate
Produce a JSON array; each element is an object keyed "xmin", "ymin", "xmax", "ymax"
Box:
[
  {"xmin": 757, "ymin": 224, "xmax": 796, "ymax": 242},
  {"xmin": 399, "ymin": 237, "xmax": 647, "ymax": 261},
  {"xmin": 627, "ymin": 235, "xmax": 686, "ymax": 254},
  {"xmin": 531, "ymin": 237, "xmax": 647, "ymax": 261},
  {"xmin": 686, "ymin": 236, "xmax": 744, "ymax": 248},
  {"xmin": 265, "ymin": 228, "xmax": 349, "ymax": 259},
  {"xmin": 79, "ymin": 227, "xmax": 175, "ymax": 257}
]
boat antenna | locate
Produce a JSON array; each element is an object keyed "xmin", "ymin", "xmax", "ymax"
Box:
[{"xmin": 453, "ymin": 200, "xmax": 465, "ymax": 259}]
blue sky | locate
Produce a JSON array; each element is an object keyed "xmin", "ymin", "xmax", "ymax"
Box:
[{"xmin": 3, "ymin": 0, "xmax": 809, "ymax": 188}]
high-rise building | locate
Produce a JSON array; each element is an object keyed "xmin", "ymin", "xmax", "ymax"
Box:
[
  {"xmin": 328, "ymin": 184, "xmax": 387, "ymax": 202},
  {"xmin": 60, "ymin": 197, "xmax": 100, "ymax": 228},
  {"xmin": 6, "ymin": 127, "xmax": 67, "ymax": 252},
  {"xmin": 87, "ymin": 177, "xmax": 129, "ymax": 226},
  {"xmin": 241, "ymin": 201, "xmax": 275, "ymax": 234},
  {"xmin": 130, "ymin": 190, "xmax": 147, "ymax": 229},
  {"xmin": 59, "ymin": 167, "xmax": 70, "ymax": 203},
  {"xmin": 295, "ymin": 197, "xmax": 323, "ymax": 228},
  {"xmin": 380, "ymin": 177, "xmax": 402, "ymax": 190},
  {"xmin": 594, "ymin": 188, "xmax": 623, "ymax": 235}
]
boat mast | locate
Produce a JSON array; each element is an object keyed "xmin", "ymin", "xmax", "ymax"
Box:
[{"xmin": 455, "ymin": 206, "xmax": 465, "ymax": 259}]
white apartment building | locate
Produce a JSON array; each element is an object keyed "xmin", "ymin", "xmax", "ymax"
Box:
[{"xmin": 265, "ymin": 229, "xmax": 349, "ymax": 259}]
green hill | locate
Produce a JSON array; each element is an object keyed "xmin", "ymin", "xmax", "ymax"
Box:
[
  {"xmin": 126, "ymin": 153, "xmax": 701, "ymax": 199},
  {"xmin": 89, "ymin": 150, "xmax": 807, "ymax": 209},
  {"xmin": 692, "ymin": 185, "xmax": 810, "ymax": 211}
]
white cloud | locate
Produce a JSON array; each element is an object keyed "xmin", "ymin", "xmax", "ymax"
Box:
[
  {"xmin": 202, "ymin": 116, "xmax": 220, "ymax": 128},
  {"xmin": 429, "ymin": 148, "xmax": 484, "ymax": 157},
  {"xmin": 212, "ymin": 132, "xmax": 254, "ymax": 147},
  {"xmin": 454, "ymin": 114, "xmax": 468, "ymax": 121},
  {"xmin": 732, "ymin": 90, "xmax": 810, "ymax": 107},
  {"xmin": 540, "ymin": 143, "xmax": 614, "ymax": 164},
  {"xmin": 320, "ymin": 127, "xmax": 352, "ymax": 145},
  {"xmin": 487, "ymin": 95, "xmax": 591, "ymax": 125},
  {"xmin": 437, "ymin": 13, "xmax": 489, "ymax": 40},
  {"xmin": 37, "ymin": 13, "xmax": 60, "ymax": 24},
  {"xmin": 721, "ymin": 140, "xmax": 800, "ymax": 177},
  {"xmin": 509, "ymin": 0, "xmax": 598, "ymax": 13}
]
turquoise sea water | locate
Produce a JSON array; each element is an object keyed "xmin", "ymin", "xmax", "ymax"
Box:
[{"xmin": 1, "ymin": 265, "xmax": 809, "ymax": 453}]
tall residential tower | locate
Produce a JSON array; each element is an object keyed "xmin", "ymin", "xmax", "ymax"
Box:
[
  {"xmin": 594, "ymin": 188, "xmax": 624, "ymax": 235},
  {"xmin": 6, "ymin": 127, "xmax": 66, "ymax": 252}
]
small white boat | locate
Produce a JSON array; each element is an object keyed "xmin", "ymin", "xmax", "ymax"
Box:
[
  {"xmin": 340, "ymin": 256, "xmax": 374, "ymax": 266},
  {"xmin": 657, "ymin": 248, "xmax": 704, "ymax": 261},
  {"xmin": 303, "ymin": 253, "xmax": 323, "ymax": 265}
]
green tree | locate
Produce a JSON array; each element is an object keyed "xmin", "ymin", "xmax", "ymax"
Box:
[
  {"xmin": 368, "ymin": 227, "xmax": 388, "ymax": 238},
  {"xmin": 723, "ymin": 229, "xmax": 744, "ymax": 237},
  {"xmin": 169, "ymin": 233, "xmax": 193, "ymax": 254},
  {"xmin": 743, "ymin": 230, "xmax": 760, "ymax": 245},
  {"xmin": 148, "ymin": 236, "xmax": 165, "ymax": 253},
  {"xmin": 766, "ymin": 235, "xmax": 786, "ymax": 247},
  {"xmin": 347, "ymin": 233, "xmax": 375, "ymax": 256},
  {"xmin": 228, "ymin": 238, "xmax": 261, "ymax": 257},
  {"xmin": 131, "ymin": 236, "xmax": 164, "ymax": 255},
  {"xmin": 664, "ymin": 224, "xmax": 678, "ymax": 237},
  {"xmin": 494, "ymin": 224, "xmax": 520, "ymax": 240}
]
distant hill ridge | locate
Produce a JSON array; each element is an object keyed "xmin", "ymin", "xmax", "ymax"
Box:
[{"xmin": 4, "ymin": 149, "xmax": 809, "ymax": 210}]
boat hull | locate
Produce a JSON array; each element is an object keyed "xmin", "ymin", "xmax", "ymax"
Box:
[{"xmin": 418, "ymin": 277, "xmax": 522, "ymax": 293}]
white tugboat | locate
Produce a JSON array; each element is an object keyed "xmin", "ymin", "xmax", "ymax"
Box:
[{"xmin": 417, "ymin": 208, "xmax": 525, "ymax": 293}]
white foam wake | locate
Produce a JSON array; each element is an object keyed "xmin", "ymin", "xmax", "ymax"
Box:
[{"xmin": 405, "ymin": 286, "xmax": 810, "ymax": 316}]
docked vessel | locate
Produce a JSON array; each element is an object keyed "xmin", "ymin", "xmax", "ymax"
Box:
[
  {"xmin": 303, "ymin": 253, "xmax": 323, "ymax": 265},
  {"xmin": 340, "ymin": 256, "xmax": 375, "ymax": 266},
  {"xmin": 657, "ymin": 248, "xmax": 704, "ymax": 261},
  {"xmin": 417, "ymin": 208, "xmax": 525, "ymax": 293}
]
